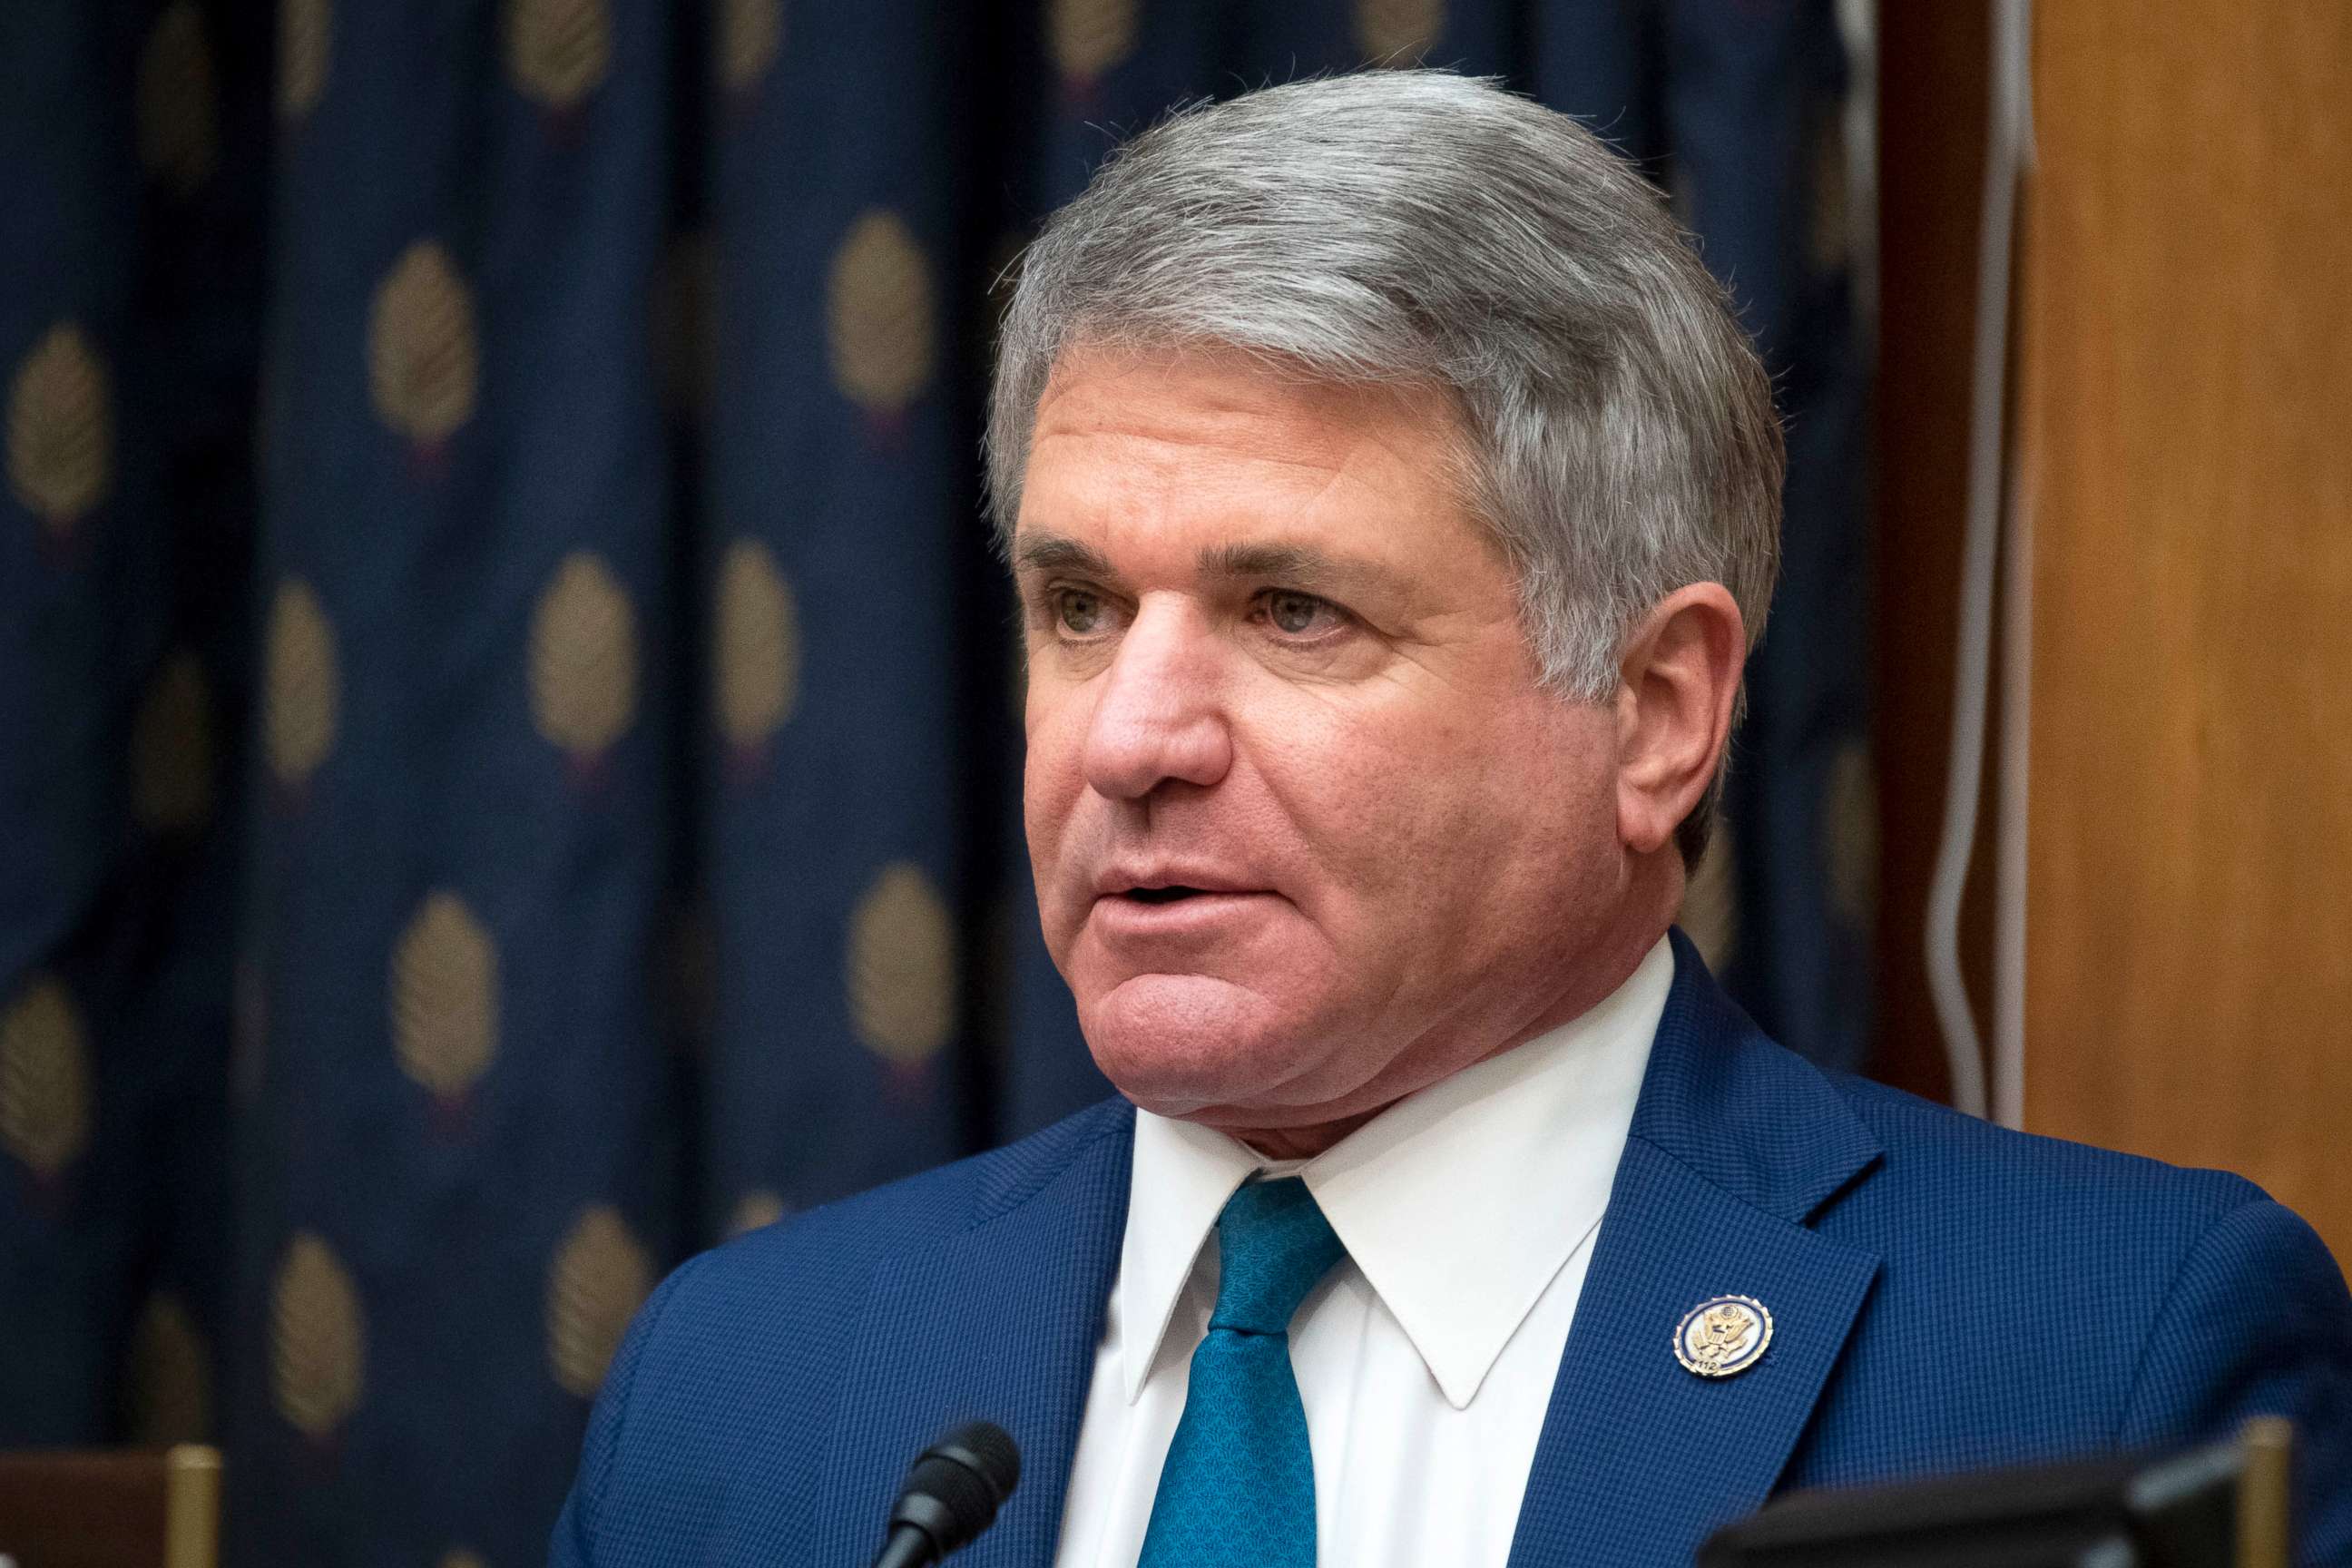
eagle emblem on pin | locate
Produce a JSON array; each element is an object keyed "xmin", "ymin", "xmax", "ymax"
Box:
[{"xmin": 1674, "ymin": 1295, "xmax": 1772, "ymax": 1378}]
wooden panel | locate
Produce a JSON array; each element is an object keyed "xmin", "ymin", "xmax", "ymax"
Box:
[
  {"xmin": 2020, "ymin": 2, "xmax": 2352, "ymax": 1268},
  {"xmin": 0, "ymin": 1446, "xmax": 219, "ymax": 1568}
]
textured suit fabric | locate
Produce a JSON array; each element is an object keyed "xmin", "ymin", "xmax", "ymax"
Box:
[
  {"xmin": 1137, "ymin": 1179, "xmax": 1344, "ymax": 1568},
  {"xmin": 549, "ymin": 933, "xmax": 2352, "ymax": 1567}
]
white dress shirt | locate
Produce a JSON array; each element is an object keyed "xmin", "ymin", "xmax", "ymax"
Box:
[{"xmin": 1051, "ymin": 936, "xmax": 1674, "ymax": 1568}]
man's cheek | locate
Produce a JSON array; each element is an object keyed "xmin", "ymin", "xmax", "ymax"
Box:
[{"xmin": 1021, "ymin": 747, "xmax": 1087, "ymax": 862}]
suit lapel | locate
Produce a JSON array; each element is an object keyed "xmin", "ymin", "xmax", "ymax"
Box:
[
  {"xmin": 813, "ymin": 1103, "xmax": 1134, "ymax": 1568},
  {"xmin": 1507, "ymin": 933, "xmax": 1886, "ymax": 1568},
  {"xmin": 1504, "ymin": 1140, "xmax": 1880, "ymax": 1566}
]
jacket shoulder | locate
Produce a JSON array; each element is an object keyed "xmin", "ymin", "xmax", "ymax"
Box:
[
  {"xmin": 1804, "ymin": 1070, "xmax": 2289, "ymax": 1427},
  {"xmin": 1828, "ymin": 1071, "xmax": 2269, "ymax": 1223},
  {"xmin": 675, "ymin": 1095, "xmax": 1132, "ymax": 1317},
  {"xmin": 550, "ymin": 1098, "xmax": 1134, "ymax": 1564},
  {"xmin": 1795, "ymin": 1073, "xmax": 2352, "ymax": 1562}
]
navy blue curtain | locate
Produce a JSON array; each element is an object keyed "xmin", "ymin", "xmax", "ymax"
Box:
[{"xmin": 0, "ymin": 3, "xmax": 1867, "ymax": 1563}]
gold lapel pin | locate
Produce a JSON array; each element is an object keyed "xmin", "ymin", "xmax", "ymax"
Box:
[{"xmin": 1674, "ymin": 1295, "xmax": 1773, "ymax": 1378}]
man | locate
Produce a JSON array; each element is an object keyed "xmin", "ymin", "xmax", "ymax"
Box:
[{"xmin": 552, "ymin": 73, "xmax": 2351, "ymax": 1567}]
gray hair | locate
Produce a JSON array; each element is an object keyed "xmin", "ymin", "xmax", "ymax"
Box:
[{"xmin": 985, "ymin": 71, "xmax": 1782, "ymax": 866}]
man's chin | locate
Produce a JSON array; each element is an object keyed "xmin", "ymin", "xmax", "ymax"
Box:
[{"xmin": 1077, "ymin": 972, "xmax": 1325, "ymax": 1117}]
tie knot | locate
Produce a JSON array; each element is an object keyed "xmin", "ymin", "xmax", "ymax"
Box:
[{"xmin": 1209, "ymin": 1177, "xmax": 1346, "ymax": 1336}]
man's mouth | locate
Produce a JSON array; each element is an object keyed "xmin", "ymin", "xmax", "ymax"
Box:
[
  {"xmin": 1123, "ymin": 885, "xmax": 1206, "ymax": 906},
  {"xmin": 1091, "ymin": 869, "xmax": 1279, "ymax": 930},
  {"xmin": 1088, "ymin": 871, "xmax": 1272, "ymax": 936},
  {"xmin": 1093, "ymin": 864, "xmax": 1259, "ymax": 903}
]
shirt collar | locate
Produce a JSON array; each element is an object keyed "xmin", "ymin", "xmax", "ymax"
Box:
[{"xmin": 1117, "ymin": 936, "xmax": 1674, "ymax": 1410}]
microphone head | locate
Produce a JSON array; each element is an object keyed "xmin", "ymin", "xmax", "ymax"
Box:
[
  {"xmin": 887, "ymin": 1421, "xmax": 1022, "ymax": 1559},
  {"xmin": 924, "ymin": 1421, "xmax": 1021, "ymax": 1503}
]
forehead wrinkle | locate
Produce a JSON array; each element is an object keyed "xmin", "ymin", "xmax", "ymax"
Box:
[
  {"xmin": 1033, "ymin": 356, "xmax": 1446, "ymax": 488},
  {"xmin": 1019, "ymin": 353, "xmax": 1491, "ymax": 608},
  {"xmin": 1016, "ymin": 430, "xmax": 1366, "ymax": 568},
  {"xmin": 1032, "ymin": 417, "xmax": 1361, "ymax": 486}
]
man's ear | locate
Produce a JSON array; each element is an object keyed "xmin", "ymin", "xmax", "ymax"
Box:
[{"xmin": 1613, "ymin": 583, "xmax": 1745, "ymax": 856}]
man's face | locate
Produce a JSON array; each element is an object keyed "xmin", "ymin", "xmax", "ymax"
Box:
[{"xmin": 1015, "ymin": 346, "xmax": 1636, "ymax": 1141}]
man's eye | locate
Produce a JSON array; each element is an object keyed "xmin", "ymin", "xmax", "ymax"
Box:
[
  {"xmin": 1262, "ymin": 591, "xmax": 1339, "ymax": 636},
  {"xmin": 1055, "ymin": 588, "xmax": 1106, "ymax": 635}
]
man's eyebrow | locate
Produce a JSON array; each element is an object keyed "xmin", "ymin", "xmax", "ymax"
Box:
[
  {"xmin": 1013, "ymin": 534, "xmax": 1394, "ymax": 595},
  {"xmin": 1012, "ymin": 534, "xmax": 1117, "ymax": 577},
  {"xmin": 1198, "ymin": 542, "xmax": 1384, "ymax": 593}
]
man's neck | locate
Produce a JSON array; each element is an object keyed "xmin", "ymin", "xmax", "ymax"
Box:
[{"xmin": 1216, "ymin": 913, "xmax": 1673, "ymax": 1161}]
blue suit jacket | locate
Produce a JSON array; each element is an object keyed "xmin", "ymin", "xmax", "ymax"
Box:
[{"xmin": 552, "ymin": 934, "xmax": 2352, "ymax": 1565}]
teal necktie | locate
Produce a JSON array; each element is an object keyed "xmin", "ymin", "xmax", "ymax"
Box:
[{"xmin": 1137, "ymin": 1176, "xmax": 1348, "ymax": 1568}]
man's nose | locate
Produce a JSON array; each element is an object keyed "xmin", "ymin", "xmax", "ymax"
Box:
[{"xmin": 1080, "ymin": 600, "xmax": 1233, "ymax": 801}]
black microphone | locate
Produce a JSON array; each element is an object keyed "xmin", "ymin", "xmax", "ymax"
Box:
[{"xmin": 868, "ymin": 1420, "xmax": 1022, "ymax": 1568}]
